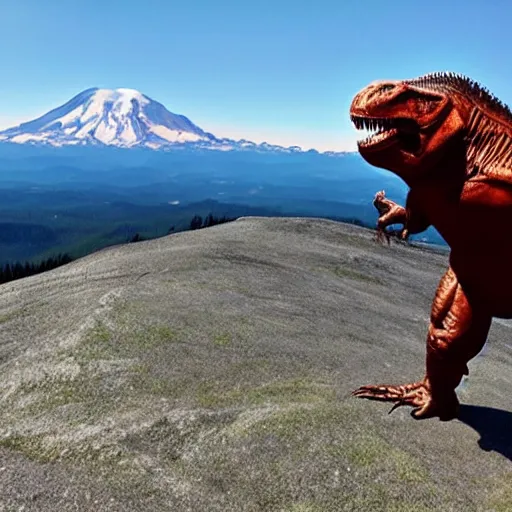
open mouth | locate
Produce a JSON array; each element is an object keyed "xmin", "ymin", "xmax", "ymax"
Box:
[{"xmin": 351, "ymin": 115, "xmax": 421, "ymax": 153}]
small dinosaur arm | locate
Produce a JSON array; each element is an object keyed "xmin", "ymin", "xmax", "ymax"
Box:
[
  {"xmin": 349, "ymin": 71, "xmax": 512, "ymax": 420},
  {"xmin": 372, "ymin": 190, "xmax": 409, "ymax": 243}
]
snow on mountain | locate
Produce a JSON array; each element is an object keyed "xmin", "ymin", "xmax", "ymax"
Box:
[
  {"xmin": 0, "ymin": 88, "xmax": 337, "ymax": 155},
  {"xmin": 0, "ymin": 88, "xmax": 215, "ymax": 149}
]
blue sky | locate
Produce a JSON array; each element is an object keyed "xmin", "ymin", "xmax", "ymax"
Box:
[{"xmin": 1, "ymin": 0, "xmax": 511, "ymax": 151}]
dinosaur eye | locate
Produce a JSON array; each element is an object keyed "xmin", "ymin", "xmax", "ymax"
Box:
[{"xmin": 379, "ymin": 84, "xmax": 396, "ymax": 94}]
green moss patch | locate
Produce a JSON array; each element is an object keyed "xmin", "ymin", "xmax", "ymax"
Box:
[
  {"xmin": 213, "ymin": 333, "xmax": 232, "ymax": 346},
  {"xmin": 196, "ymin": 378, "xmax": 335, "ymax": 409},
  {"xmin": 486, "ymin": 472, "xmax": 512, "ymax": 512},
  {"xmin": 73, "ymin": 318, "xmax": 182, "ymax": 363},
  {"xmin": 331, "ymin": 266, "xmax": 383, "ymax": 285}
]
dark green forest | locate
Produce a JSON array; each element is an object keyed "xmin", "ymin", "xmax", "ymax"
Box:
[{"xmin": 0, "ymin": 253, "xmax": 73, "ymax": 284}]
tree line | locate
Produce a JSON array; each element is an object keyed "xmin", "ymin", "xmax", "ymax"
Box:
[
  {"xmin": 128, "ymin": 213, "xmax": 237, "ymax": 243},
  {"xmin": 188, "ymin": 213, "xmax": 237, "ymax": 230},
  {"xmin": 0, "ymin": 253, "xmax": 74, "ymax": 284},
  {"xmin": 1, "ymin": 212, "xmax": 239, "ymax": 285}
]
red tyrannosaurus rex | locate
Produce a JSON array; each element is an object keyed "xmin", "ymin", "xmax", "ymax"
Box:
[
  {"xmin": 349, "ymin": 72, "xmax": 512, "ymax": 420},
  {"xmin": 372, "ymin": 189, "xmax": 409, "ymax": 244}
]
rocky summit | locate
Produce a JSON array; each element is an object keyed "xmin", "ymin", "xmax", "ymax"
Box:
[{"xmin": 0, "ymin": 217, "xmax": 509, "ymax": 511}]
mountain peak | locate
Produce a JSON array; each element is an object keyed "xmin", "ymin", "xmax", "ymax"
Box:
[
  {"xmin": 0, "ymin": 88, "xmax": 333, "ymax": 155},
  {"xmin": 89, "ymin": 88, "xmax": 151, "ymax": 110},
  {"xmin": 0, "ymin": 87, "xmax": 209, "ymax": 149}
]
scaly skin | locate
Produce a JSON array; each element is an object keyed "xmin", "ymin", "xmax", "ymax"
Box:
[
  {"xmin": 349, "ymin": 72, "xmax": 512, "ymax": 420},
  {"xmin": 372, "ymin": 190, "xmax": 409, "ymax": 244}
]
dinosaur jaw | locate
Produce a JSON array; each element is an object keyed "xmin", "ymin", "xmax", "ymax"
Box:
[
  {"xmin": 359, "ymin": 129, "xmax": 399, "ymax": 150},
  {"xmin": 351, "ymin": 115, "xmax": 422, "ymax": 155}
]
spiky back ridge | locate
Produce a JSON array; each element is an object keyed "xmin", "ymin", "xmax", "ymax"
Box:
[
  {"xmin": 406, "ymin": 72, "xmax": 512, "ymax": 125},
  {"xmin": 406, "ymin": 72, "xmax": 512, "ymax": 173}
]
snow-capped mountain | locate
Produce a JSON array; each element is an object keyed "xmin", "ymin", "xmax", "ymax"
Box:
[
  {"xmin": 0, "ymin": 88, "xmax": 329, "ymax": 154},
  {"xmin": 0, "ymin": 88, "xmax": 214, "ymax": 149}
]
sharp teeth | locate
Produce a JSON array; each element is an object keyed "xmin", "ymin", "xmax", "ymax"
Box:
[
  {"xmin": 351, "ymin": 116, "xmax": 397, "ymax": 135},
  {"xmin": 351, "ymin": 114, "xmax": 399, "ymax": 147}
]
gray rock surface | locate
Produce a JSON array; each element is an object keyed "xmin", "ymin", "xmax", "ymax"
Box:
[{"xmin": 0, "ymin": 216, "xmax": 510, "ymax": 511}]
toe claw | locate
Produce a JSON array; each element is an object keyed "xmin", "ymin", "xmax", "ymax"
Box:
[
  {"xmin": 388, "ymin": 400, "xmax": 405, "ymax": 415},
  {"xmin": 352, "ymin": 384, "xmax": 403, "ymax": 402}
]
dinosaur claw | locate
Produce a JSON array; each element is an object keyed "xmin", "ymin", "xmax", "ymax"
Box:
[
  {"xmin": 353, "ymin": 381, "xmax": 429, "ymax": 410},
  {"xmin": 388, "ymin": 400, "xmax": 405, "ymax": 414},
  {"xmin": 352, "ymin": 383, "xmax": 403, "ymax": 401},
  {"xmin": 352, "ymin": 380, "xmax": 459, "ymax": 421},
  {"xmin": 352, "ymin": 387, "xmax": 387, "ymax": 399}
]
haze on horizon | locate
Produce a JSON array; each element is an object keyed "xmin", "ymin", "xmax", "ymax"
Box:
[{"xmin": 1, "ymin": 0, "xmax": 511, "ymax": 152}]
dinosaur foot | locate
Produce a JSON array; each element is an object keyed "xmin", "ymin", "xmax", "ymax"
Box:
[
  {"xmin": 352, "ymin": 380, "xmax": 459, "ymax": 421},
  {"xmin": 374, "ymin": 232, "xmax": 389, "ymax": 245}
]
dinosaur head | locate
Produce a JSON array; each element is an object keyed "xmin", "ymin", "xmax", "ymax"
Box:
[{"xmin": 350, "ymin": 75, "xmax": 467, "ymax": 180}]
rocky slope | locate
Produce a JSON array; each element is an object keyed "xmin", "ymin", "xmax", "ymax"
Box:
[{"xmin": 0, "ymin": 217, "xmax": 509, "ymax": 511}]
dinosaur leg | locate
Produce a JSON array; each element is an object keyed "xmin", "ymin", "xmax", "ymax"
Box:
[
  {"xmin": 375, "ymin": 207, "xmax": 407, "ymax": 245},
  {"xmin": 352, "ymin": 267, "xmax": 491, "ymax": 420}
]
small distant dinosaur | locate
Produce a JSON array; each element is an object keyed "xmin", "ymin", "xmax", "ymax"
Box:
[
  {"xmin": 372, "ymin": 189, "xmax": 409, "ymax": 244},
  {"xmin": 349, "ymin": 71, "xmax": 512, "ymax": 420}
]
